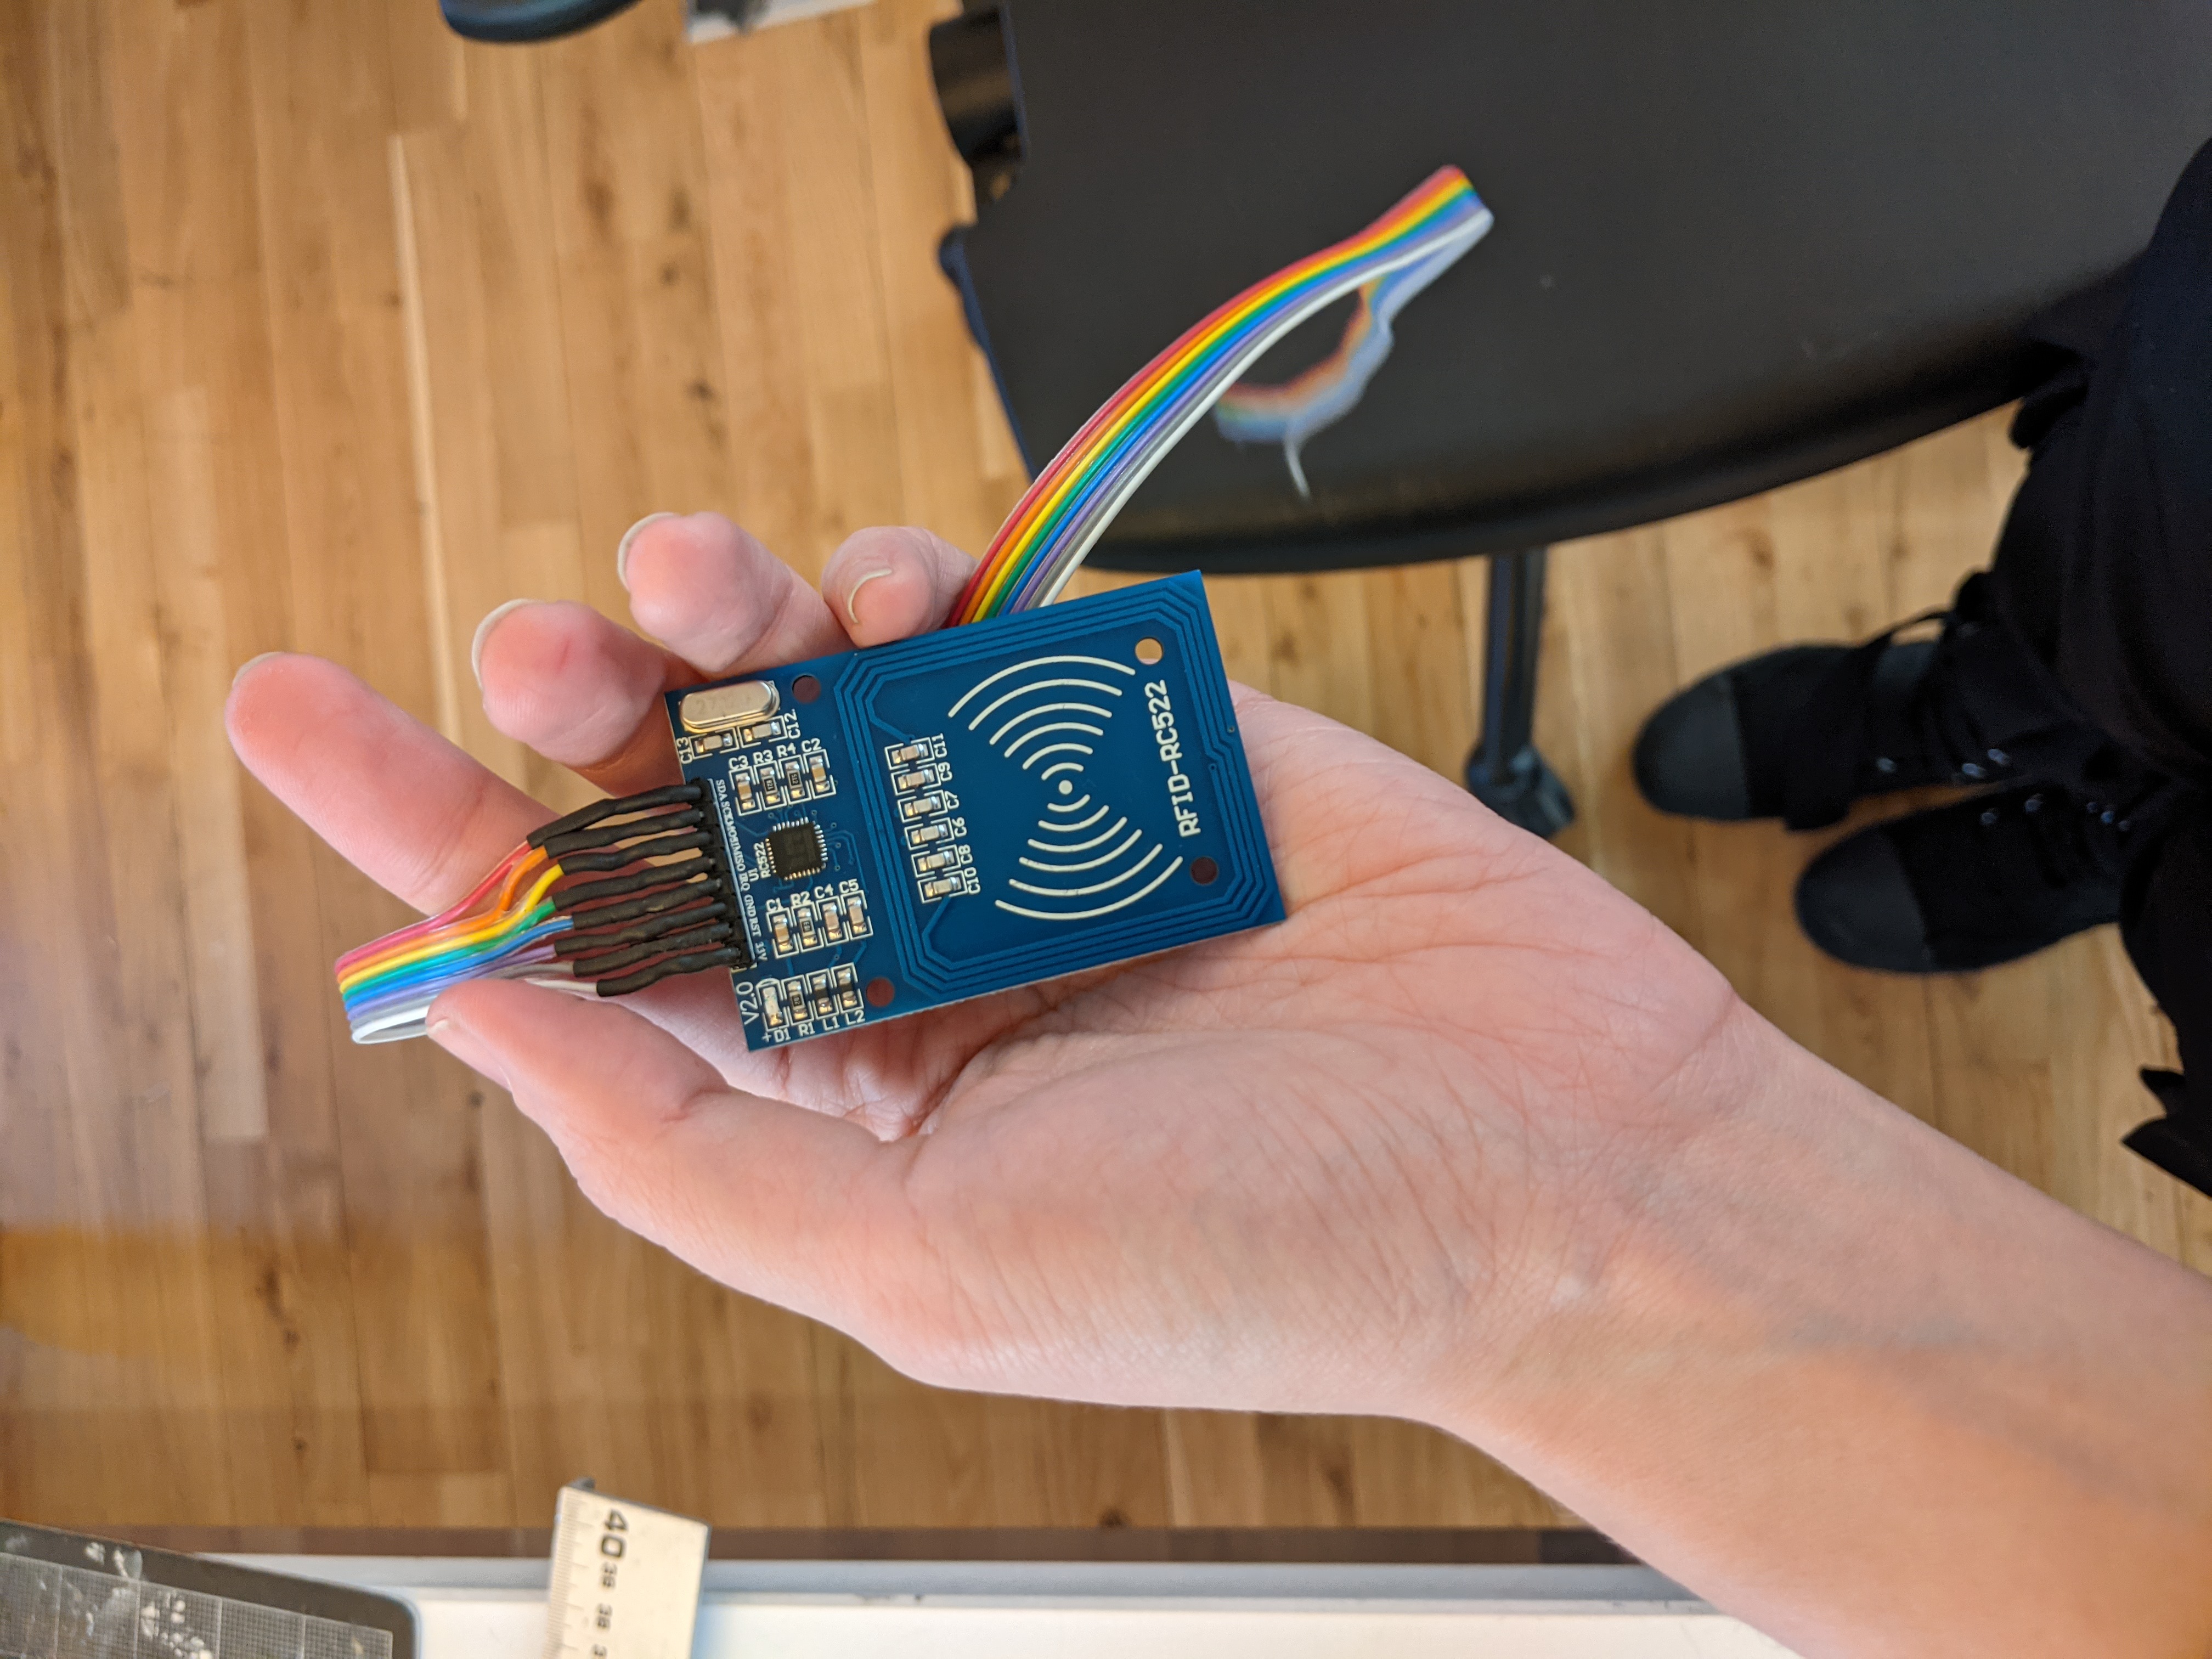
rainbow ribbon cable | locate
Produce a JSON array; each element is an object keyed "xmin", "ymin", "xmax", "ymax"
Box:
[
  {"xmin": 335, "ymin": 784, "xmax": 740, "ymax": 1043},
  {"xmin": 949, "ymin": 166, "xmax": 1492, "ymax": 625},
  {"xmin": 1212, "ymin": 221, "xmax": 1483, "ymax": 497}
]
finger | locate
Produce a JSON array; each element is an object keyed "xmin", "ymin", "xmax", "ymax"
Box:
[
  {"xmin": 227, "ymin": 653, "xmax": 548, "ymax": 913},
  {"xmin": 430, "ymin": 977, "xmax": 904, "ymax": 1324},
  {"xmin": 481, "ymin": 518, "xmax": 967, "ymax": 800},
  {"xmin": 621, "ymin": 511, "xmax": 850, "ymax": 673},
  {"xmin": 474, "ymin": 599, "xmax": 689, "ymax": 797},
  {"xmin": 821, "ymin": 526, "xmax": 978, "ymax": 645}
]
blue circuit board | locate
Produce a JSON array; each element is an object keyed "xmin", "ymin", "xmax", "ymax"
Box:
[{"xmin": 664, "ymin": 573, "xmax": 1282, "ymax": 1049}]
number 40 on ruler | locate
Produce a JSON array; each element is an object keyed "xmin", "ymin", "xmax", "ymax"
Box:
[{"xmin": 545, "ymin": 1481, "xmax": 710, "ymax": 1659}]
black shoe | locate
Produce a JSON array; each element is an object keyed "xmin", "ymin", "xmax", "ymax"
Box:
[
  {"xmin": 1634, "ymin": 613, "xmax": 2017, "ymax": 829},
  {"xmin": 1795, "ymin": 783, "xmax": 2135, "ymax": 973}
]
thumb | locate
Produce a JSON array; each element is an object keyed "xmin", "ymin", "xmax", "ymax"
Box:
[{"xmin": 429, "ymin": 978, "xmax": 902, "ymax": 1327}]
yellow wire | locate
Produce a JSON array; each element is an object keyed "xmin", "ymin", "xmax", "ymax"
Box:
[{"xmin": 338, "ymin": 861, "xmax": 567, "ymax": 992}]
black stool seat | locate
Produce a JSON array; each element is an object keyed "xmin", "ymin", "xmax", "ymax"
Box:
[
  {"xmin": 440, "ymin": 0, "xmax": 644, "ymax": 43},
  {"xmin": 941, "ymin": 0, "xmax": 2212, "ymax": 575}
]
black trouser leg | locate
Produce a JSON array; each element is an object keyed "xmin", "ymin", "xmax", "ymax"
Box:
[{"xmin": 1981, "ymin": 136, "xmax": 2212, "ymax": 1196}]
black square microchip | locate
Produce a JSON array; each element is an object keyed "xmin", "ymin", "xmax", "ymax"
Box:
[{"xmin": 765, "ymin": 821, "xmax": 826, "ymax": 882}]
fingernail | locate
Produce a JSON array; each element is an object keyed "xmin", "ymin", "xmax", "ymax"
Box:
[
  {"xmin": 469, "ymin": 598, "xmax": 538, "ymax": 689},
  {"xmin": 232, "ymin": 650, "xmax": 286, "ymax": 689},
  {"xmin": 843, "ymin": 567, "xmax": 892, "ymax": 629},
  {"xmin": 428, "ymin": 1016, "xmax": 512, "ymax": 1091},
  {"xmin": 615, "ymin": 511, "xmax": 680, "ymax": 590}
]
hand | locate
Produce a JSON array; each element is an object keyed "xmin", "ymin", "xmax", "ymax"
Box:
[
  {"xmin": 228, "ymin": 512, "xmax": 1744, "ymax": 1420},
  {"xmin": 230, "ymin": 514, "xmax": 2212, "ymax": 1656}
]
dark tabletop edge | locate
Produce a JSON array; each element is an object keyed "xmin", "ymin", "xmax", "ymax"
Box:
[{"xmin": 97, "ymin": 1523, "xmax": 1637, "ymax": 1567}]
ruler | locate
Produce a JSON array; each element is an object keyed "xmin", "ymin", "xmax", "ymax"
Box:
[{"xmin": 543, "ymin": 1483, "xmax": 709, "ymax": 1659}]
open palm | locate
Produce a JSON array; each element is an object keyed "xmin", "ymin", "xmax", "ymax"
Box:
[{"xmin": 229, "ymin": 513, "xmax": 1745, "ymax": 1423}]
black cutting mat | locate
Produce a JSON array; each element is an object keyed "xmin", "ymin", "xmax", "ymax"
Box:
[{"xmin": 0, "ymin": 1522, "xmax": 415, "ymax": 1659}]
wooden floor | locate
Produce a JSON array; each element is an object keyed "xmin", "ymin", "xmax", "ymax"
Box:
[{"xmin": 3, "ymin": 0, "xmax": 2205, "ymax": 1532}]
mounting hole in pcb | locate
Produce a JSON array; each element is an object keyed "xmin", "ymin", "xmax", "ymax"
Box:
[
  {"xmin": 1190, "ymin": 857, "xmax": 1219, "ymax": 885},
  {"xmin": 865, "ymin": 977, "xmax": 896, "ymax": 1007},
  {"xmin": 1134, "ymin": 637, "xmax": 1164, "ymax": 665}
]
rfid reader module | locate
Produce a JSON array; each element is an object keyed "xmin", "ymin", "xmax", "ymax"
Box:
[{"xmin": 667, "ymin": 573, "xmax": 1280, "ymax": 1048}]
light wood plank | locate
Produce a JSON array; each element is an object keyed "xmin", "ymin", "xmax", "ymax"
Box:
[
  {"xmin": 1359, "ymin": 562, "xmax": 1475, "ymax": 782},
  {"xmin": 691, "ymin": 19, "xmax": 825, "ymax": 571},
  {"xmin": 751, "ymin": 11, "xmax": 908, "ymax": 567},
  {"xmin": 1548, "ymin": 531, "xmax": 1704, "ymax": 945},
  {"xmin": 1161, "ymin": 1411, "xmax": 1269, "ymax": 1526},
  {"xmin": 3, "ymin": 0, "xmax": 239, "ymax": 1525},
  {"xmin": 539, "ymin": 0, "xmax": 735, "ymax": 612},
  {"xmin": 1265, "ymin": 572, "xmax": 1375, "ymax": 738},
  {"xmin": 243, "ymin": 0, "xmax": 512, "ymax": 1494}
]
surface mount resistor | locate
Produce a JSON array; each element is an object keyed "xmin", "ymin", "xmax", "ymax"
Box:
[
  {"xmin": 783, "ymin": 757, "xmax": 806, "ymax": 795},
  {"xmin": 899, "ymin": 791, "xmax": 952, "ymax": 822},
  {"xmin": 760, "ymin": 774, "xmax": 784, "ymax": 807},
  {"xmin": 795, "ymin": 903, "xmax": 821, "ymax": 951}
]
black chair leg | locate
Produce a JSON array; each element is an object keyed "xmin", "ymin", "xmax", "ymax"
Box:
[{"xmin": 1464, "ymin": 547, "xmax": 1576, "ymax": 838}]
